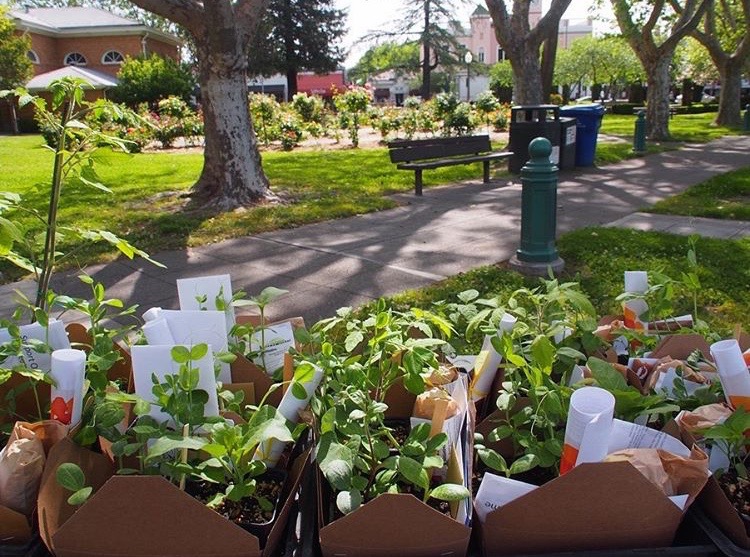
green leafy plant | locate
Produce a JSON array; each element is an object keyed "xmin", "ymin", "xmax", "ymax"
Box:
[
  {"xmin": 701, "ymin": 408, "xmax": 750, "ymax": 480},
  {"xmin": 0, "ymin": 77, "xmax": 163, "ymax": 312},
  {"xmin": 56, "ymin": 462, "xmax": 92, "ymax": 506},
  {"xmin": 333, "ymin": 86, "xmax": 372, "ymax": 147}
]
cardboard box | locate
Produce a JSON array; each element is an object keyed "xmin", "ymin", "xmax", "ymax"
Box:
[
  {"xmin": 478, "ymin": 461, "xmax": 685, "ymax": 555},
  {"xmin": 37, "ymin": 436, "xmax": 310, "ymax": 557},
  {"xmin": 697, "ymin": 476, "xmax": 750, "ymax": 550},
  {"xmin": 316, "ymin": 380, "xmax": 472, "ymax": 557}
]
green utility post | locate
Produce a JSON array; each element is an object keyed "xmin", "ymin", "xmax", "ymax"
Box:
[
  {"xmin": 509, "ymin": 137, "xmax": 565, "ymax": 276},
  {"xmin": 744, "ymin": 104, "xmax": 750, "ymax": 133},
  {"xmin": 633, "ymin": 109, "xmax": 646, "ymax": 154}
]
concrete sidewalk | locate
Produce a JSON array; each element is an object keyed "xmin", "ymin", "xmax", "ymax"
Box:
[{"xmin": 3, "ymin": 135, "xmax": 749, "ymax": 323}]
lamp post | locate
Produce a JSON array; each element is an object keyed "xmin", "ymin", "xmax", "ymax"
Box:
[{"xmin": 464, "ymin": 51, "xmax": 473, "ymax": 102}]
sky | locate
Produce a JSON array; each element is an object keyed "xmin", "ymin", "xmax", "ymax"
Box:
[{"xmin": 334, "ymin": 0, "xmax": 599, "ymax": 67}]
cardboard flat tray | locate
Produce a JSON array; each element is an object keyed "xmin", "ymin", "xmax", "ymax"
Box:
[
  {"xmin": 0, "ymin": 534, "xmax": 53, "ymax": 557},
  {"xmin": 691, "ymin": 507, "xmax": 750, "ymax": 557}
]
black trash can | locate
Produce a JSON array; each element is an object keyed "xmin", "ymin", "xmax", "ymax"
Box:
[
  {"xmin": 508, "ymin": 104, "xmax": 561, "ymax": 173},
  {"xmin": 558, "ymin": 117, "xmax": 577, "ymax": 170}
]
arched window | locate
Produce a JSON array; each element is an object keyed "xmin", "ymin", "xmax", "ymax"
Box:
[
  {"xmin": 497, "ymin": 48, "xmax": 507, "ymax": 62},
  {"xmin": 478, "ymin": 48, "xmax": 485, "ymax": 63},
  {"xmin": 64, "ymin": 52, "xmax": 87, "ymax": 66},
  {"xmin": 27, "ymin": 50, "xmax": 40, "ymax": 64},
  {"xmin": 101, "ymin": 50, "xmax": 124, "ymax": 65}
]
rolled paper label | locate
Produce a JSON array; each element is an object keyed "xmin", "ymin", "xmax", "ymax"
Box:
[
  {"xmin": 254, "ymin": 364, "xmax": 324, "ymax": 467},
  {"xmin": 470, "ymin": 314, "xmax": 516, "ymax": 402},
  {"xmin": 50, "ymin": 349, "xmax": 86, "ymax": 426},
  {"xmin": 560, "ymin": 386, "xmax": 615, "ymax": 475},
  {"xmin": 142, "ymin": 318, "xmax": 176, "ymax": 345},
  {"xmin": 623, "ymin": 299, "xmax": 648, "ymax": 330},
  {"xmin": 710, "ymin": 339, "xmax": 750, "ymax": 411},
  {"xmin": 624, "ymin": 271, "xmax": 648, "ymax": 294},
  {"xmin": 142, "ymin": 307, "xmax": 163, "ymax": 322}
]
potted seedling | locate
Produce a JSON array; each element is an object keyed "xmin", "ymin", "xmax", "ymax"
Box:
[{"xmin": 696, "ymin": 408, "xmax": 750, "ymax": 547}]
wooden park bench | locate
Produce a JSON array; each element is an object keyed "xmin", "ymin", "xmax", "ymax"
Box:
[{"xmin": 387, "ymin": 135, "xmax": 513, "ymax": 195}]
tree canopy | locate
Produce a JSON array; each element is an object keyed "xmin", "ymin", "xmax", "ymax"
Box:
[
  {"xmin": 246, "ymin": 0, "xmax": 346, "ymax": 97},
  {"xmin": 0, "ymin": 6, "xmax": 32, "ymax": 91},
  {"xmin": 347, "ymin": 41, "xmax": 421, "ymax": 85}
]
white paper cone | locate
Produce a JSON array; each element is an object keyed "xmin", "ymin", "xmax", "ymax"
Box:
[
  {"xmin": 142, "ymin": 318, "xmax": 175, "ymax": 345},
  {"xmin": 142, "ymin": 307, "xmax": 163, "ymax": 322},
  {"xmin": 561, "ymin": 387, "xmax": 615, "ymax": 474},
  {"xmin": 499, "ymin": 313, "xmax": 517, "ymax": 333},
  {"xmin": 711, "ymin": 339, "xmax": 750, "ymax": 410},
  {"xmin": 254, "ymin": 364, "xmax": 324, "ymax": 467},
  {"xmin": 624, "ymin": 271, "xmax": 648, "ymax": 293},
  {"xmin": 176, "ymin": 275, "xmax": 236, "ymax": 334},
  {"xmin": 46, "ymin": 319, "xmax": 70, "ymax": 351},
  {"xmin": 470, "ymin": 335, "xmax": 504, "ymax": 402},
  {"xmin": 50, "ymin": 349, "xmax": 86, "ymax": 426}
]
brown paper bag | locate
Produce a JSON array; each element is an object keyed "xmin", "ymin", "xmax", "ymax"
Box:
[
  {"xmin": 605, "ymin": 446, "xmax": 709, "ymax": 506},
  {"xmin": 0, "ymin": 421, "xmax": 67, "ymax": 516},
  {"xmin": 677, "ymin": 404, "xmax": 734, "ymax": 434}
]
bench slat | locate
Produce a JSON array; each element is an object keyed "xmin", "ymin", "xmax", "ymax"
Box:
[
  {"xmin": 397, "ymin": 151, "xmax": 513, "ymax": 170},
  {"xmin": 388, "ymin": 135, "xmax": 491, "ymax": 163}
]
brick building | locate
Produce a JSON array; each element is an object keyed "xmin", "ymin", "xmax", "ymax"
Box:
[{"xmin": 2, "ymin": 7, "xmax": 180, "ymax": 132}]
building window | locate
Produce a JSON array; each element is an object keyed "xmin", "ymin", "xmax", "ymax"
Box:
[
  {"xmin": 64, "ymin": 52, "xmax": 87, "ymax": 66},
  {"xmin": 497, "ymin": 48, "xmax": 507, "ymax": 61},
  {"xmin": 101, "ymin": 50, "xmax": 125, "ymax": 64},
  {"xmin": 478, "ymin": 48, "xmax": 485, "ymax": 63},
  {"xmin": 27, "ymin": 50, "xmax": 40, "ymax": 64}
]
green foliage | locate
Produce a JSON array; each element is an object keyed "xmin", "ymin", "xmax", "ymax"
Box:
[
  {"xmin": 701, "ymin": 408, "xmax": 750, "ymax": 479},
  {"xmin": 56, "ymin": 463, "xmax": 92, "ymax": 506},
  {"xmin": 291, "ymin": 93, "xmax": 325, "ymax": 123},
  {"xmin": 0, "ymin": 78, "xmax": 162, "ymax": 309},
  {"xmin": 110, "ymin": 55, "xmax": 195, "ymax": 108},
  {"xmin": 348, "ymin": 41, "xmax": 421, "ymax": 85},
  {"xmin": 334, "ymin": 86, "xmax": 373, "ymax": 147},
  {"xmin": 0, "ymin": 6, "xmax": 32, "ymax": 91}
]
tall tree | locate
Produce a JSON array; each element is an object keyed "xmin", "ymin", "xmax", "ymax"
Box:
[
  {"xmin": 0, "ymin": 6, "xmax": 33, "ymax": 134},
  {"xmin": 348, "ymin": 41, "xmax": 421, "ymax": 85},
  {"xmin": 680, "ymin": 0, "xmax": 750, "ymax": 126},
  {"xmin": 484, "ymin": 0, "xmax": 573, "ymax": 104},
  {"xmin": 246, "ymin": 0, "xmax": 345, "ymax": 98},
  {"xmin": 120, "ymin": 1, "xmax": 272, "ymax": 210},
  {"xmin": 366, "ymin": 0, "xmax": 466, "ymax": 100},
  {"xmin": 612, "ymin": 0, "xmax": 711, "ymax": 140}
]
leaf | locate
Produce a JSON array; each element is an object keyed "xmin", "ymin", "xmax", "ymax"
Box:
[
  {"xmin": 336, "ymin": 489, "xmax": 362, "ymax": 515},
  {"xmin": 397, "ymin": 456, "xmax": 429, "ymax": 491},
  {"xmin": 291, "ymin": 381, "xmax": 307, "ymax": 400},
  {"xmin": 67, "ymin": 486, "xmax": 92, "ymax": 506},
  {"xmin": 345, "ymin": 331, "xmax": 364, "ymax": 353},
  {"xmin": 587, "ymin": 357, "xmax": 628, "ymax": 391},
  {"xmin": 478, "ymin": 448, "xmax": 507, "ymax": 473},
  {"xmin": 530, "ymin": 335, "xmax": 555, "ymax": 373},
  {"xmin": 457, "ymin": 289, "xmax": 479, "ymax": 303},
  {"xmin": 190, "ymin": 344, "xmax": 208, "ymax": 360},
  {"xmin": 496, "ymin": 392, "xmax": 516, "ymax": 412},
  {"xmin": 430, "ymin": 483, "xmax": 471, "ymax": 502},
  {"xmin": 171, "ymin": 346, "xmax": 190, "ymax": 364},
  {"xmin": 56, "ymin": 463, "xmax": 85, "ymax": 491},
  {"xmin": 509, "ymin": 454, "xmax": 539, "ymax": 476},
  {"xmin": 317, "ymin": 435, "xmax": 354, "ymax": 491},
  {"xmin": 146, "ymin": 435, "xmax": 206, "ymax": 461},
  {"xmin": 556, "ymin": 347, "xmax": 586, "ymax": 362},
  {"xmin": 293, "ymin": 362, "xmax": 316, "ymax": 384}
]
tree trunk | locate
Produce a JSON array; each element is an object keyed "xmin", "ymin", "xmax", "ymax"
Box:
[
  {"xmin": 510, "ymin": 46, "xmax": 544, "ymax": 105},
  {"xmin": 645, "ymin": 55, "xmax": 672, "ymax": 140},
  {"xmin": 715, "ymin": 60, "xmax": 743, "ymax": 127},
  {"xmin": 192, "ymin": 43, "xmax": 270, "ymax": 209},
  {"xmin": 421, "ymin": 0, "xmax": 431, "ymax": 100},
  {"xmin": 540, "ymin": 24, "xmax": 559, "ymax": 101},
  {"xmin": 286, "ymin": 66, "xmax": 298, "ymax": 98},
  {"xmin": 681, "ymin": 78, "xmax": 692, "ymax": 106},
  {"xmin": 8, "ymin": 98, "xmax": 19, "ymax": 135}
]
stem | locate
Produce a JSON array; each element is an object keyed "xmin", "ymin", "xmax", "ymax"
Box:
[
  {"xmin": 36, "ymin": 99, "xmax": 75, "ymax": 311},
  {"xmin": 32, "ymin": 382, "xmax": 43, "ymax": 421},
  {"xmin": 179, "ymin": 423, "xmax": 189, "ymax": 491},
  {"xmin": 259, "ymin": 306, "xmax": 267, "ymax": 371}
]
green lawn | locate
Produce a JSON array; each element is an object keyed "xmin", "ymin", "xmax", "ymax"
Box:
[
  {"xmin": 0, "ymin": 112, "xmax": 741, "ymax": 282},
  {"xmin": 385, "ymin": 227, "xmax": 750, "ymax": 335},
  {"xmin": 599, "ymin": 111, "xmax": 742, "ymax": 142},
  {"xmin": 648, "ymin": 167, "xmax": 750, "ymax": 221}
]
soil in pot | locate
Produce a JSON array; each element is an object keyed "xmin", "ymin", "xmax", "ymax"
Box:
[
  {"xmin": 187, "ymin": 468, "xmax": 287, "ymax": 546},
  {"xmin": 384, "ymin": 418, "xmax": 410, "ymax": 448},
  {"xmin": 717, "ymin": 469, "xmax": 750, "ymax": 535}
]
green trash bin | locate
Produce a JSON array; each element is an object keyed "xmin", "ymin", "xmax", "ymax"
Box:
[{"xmin": 508, "ymin": 105, "xmax": 561, "ymax": 173}]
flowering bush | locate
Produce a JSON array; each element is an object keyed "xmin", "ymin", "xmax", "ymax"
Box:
[
  {"xmin": 249, "ymin": 93, "xmax": 282, "ymax": 145},
  {"xmin": 334, "ymin": 85, "xmax": 373, "ymax": 147},
  {"xmin": 279, "ymin": 117, "xmax": 304, "ymax": 151},
  {"xmin": 291, "ymin": 92, "xmax": 325, "ymax": 123}
]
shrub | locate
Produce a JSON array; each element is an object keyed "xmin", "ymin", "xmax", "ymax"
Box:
[
  {"xmin": 249, "ymin": 93, "xmax": 282, "ymax": 145},
  {"xmin": 110, "ymin": 55, "xmax": 195, "ymax": 108},
  {"xmin": 291, "ymin": 92, "xmax": 325, "ymax": 123},
  {"xmin": 334, "ymin": 85, "xmax": 373, "ymax": 147},
  {"xmin": 279, "ymin": 117, "xmax": 304, "ymax": 150}
]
